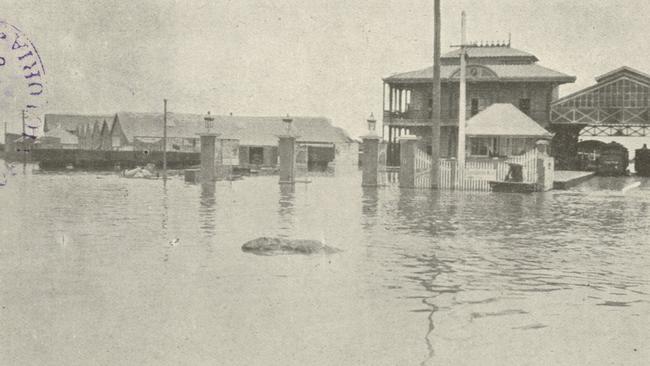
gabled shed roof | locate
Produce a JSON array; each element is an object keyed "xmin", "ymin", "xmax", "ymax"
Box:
[
  {"xmin": 595, "ymin": 66, "xmax": 650, "ymax": 84},
  {"xmin": 551, "ymin": 65, "xmax": 650, "ymax": 106},
  {"xmin": 43, "ymin": 114, "xmax": 113, "ymax": 133},
  {"xmin": 114, "ymin": 112, "xmax": 355, "ymax": 146},
  {"xmin": 41, "ymin": 127, "xmax": 79, "ymax": 145}
]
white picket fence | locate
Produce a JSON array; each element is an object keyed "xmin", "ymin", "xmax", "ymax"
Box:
[
  {"xmin": 439, "ymin": 149, "xmax": 540, "ymax": 191},
  {"xmin": 414, "ymin": 147, "xmax": 433, "ymax": 188}
]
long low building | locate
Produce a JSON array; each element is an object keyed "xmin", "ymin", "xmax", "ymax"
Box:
[{"xmin": 41, "ymin": 112, "xmax": 359, "ymax": 172}]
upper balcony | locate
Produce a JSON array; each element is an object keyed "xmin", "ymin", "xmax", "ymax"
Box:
[{"xmin": 383, "ymin": 111, "xmax": 459, "ymax": 127}]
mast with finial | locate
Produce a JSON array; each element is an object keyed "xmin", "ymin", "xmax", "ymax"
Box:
[{"xmin": 457, "ymin": 11, "xmax": 467, "ymax": 170}]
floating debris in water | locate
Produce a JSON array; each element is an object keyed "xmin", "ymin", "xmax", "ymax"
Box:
[{"xmin": 241, "ymin": 237, "xmax": 341, "ymax": 256}]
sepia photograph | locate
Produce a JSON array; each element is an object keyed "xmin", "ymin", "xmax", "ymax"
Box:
[{"xmin": 1, "ymin": 1, "xmax": 649, "ymax": 365}]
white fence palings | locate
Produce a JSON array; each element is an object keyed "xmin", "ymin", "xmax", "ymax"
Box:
[{"xmin": 438, "ymin": 149, "xmax": 540, "ymax": 192}]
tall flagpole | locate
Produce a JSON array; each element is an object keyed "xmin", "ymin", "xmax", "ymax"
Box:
[
  {"xmin": 431, "ymin": 0, "xmax": 442, "ymax": 188},
  {"xmin": 458, "ymin": 11, "xmax": 467, "ymax": 168}
]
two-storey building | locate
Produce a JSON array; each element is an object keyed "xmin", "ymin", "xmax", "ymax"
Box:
[{"xmin": 382, "ymin": 43, "xmax": 575, "ymax": 165}]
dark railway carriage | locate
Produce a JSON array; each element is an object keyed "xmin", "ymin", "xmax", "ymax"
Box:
[{"xmin": 596, "ymin": 142, "xmax": 628, "ymax": 176}]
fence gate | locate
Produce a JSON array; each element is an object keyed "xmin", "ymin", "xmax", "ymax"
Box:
[
  {"xmin": 439, "ymin": 149, "xmax": 540, "ymax": 191},
  {"xmin": 414, "ymin": 147, "xmax": 433, "ymax": 188}
]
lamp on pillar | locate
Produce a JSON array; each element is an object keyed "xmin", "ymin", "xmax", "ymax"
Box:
[
  {"xmin": 198, "ymin": 111, "xmax": 220, "ymax": 183},
  {"xmin": 361, "ymin": 112, "xmax": 382, "ymax": 187},
  {"xmin": 282, "ymin": 114, "xmax": 293, "ymax": 135},
  {"xmin": 366, "ymin": 113, "xmax": 377, "ymax": 135},
  {"xmin": 204, "ymin": 111, "xmax": 215, "ymax": 133},
  {"xmin": 278, "ymin": 114, "xmax": 299, "ymax": 184}
]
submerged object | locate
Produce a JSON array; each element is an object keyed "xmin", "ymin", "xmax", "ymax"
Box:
[
  {"xmin": 122, "ymin": 164, "xmax": 158, "ymax": 179},
  {"xmin": 242, "ymin": 237, "xmax": 341, "ymax": 256}
]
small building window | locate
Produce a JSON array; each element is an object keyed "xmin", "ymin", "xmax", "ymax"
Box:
[
  {"xmin": 471, "ymin": 98, "xmax": 479, "ymax": 116},
  {"xmin": 519, "ymin": 98, "xmax": 531, "ymax": 116},
  {"xmin": 249, "ymin": 147, "xmax": 264, "ymax": 165},
  {"xmin": 470, "ymin": 137, "xmax": 494, "ymax": 156}
]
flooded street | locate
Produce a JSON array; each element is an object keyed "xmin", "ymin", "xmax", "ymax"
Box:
[{"xmin": 1, "ymin": 167, "xmax": 649, "ymax": 365}]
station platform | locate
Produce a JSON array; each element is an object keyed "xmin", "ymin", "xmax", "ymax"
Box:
[{"xmin": 553, "ymin": 170, "xmax": 596, "ymax": 190}]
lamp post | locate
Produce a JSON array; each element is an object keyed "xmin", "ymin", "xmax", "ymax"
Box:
[
  {"xmin": 282, "ymin": 114, "xmax": 293, "ymax": 135},
  {"xmin": 366, "ymin": 113, "xmax": 377, "ymax": 136},
  {"xmin": 204, "ymin": 111, "xmax": 214, "ymax": 133}
]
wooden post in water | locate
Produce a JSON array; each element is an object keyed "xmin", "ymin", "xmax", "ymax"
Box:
[
  {"xmin": 163, "ymin": 99, "xmax": 168, "ymax": 181},
  {"xmin": 430, "ymin": 0, "xmax": 442, "ymax": 189}
]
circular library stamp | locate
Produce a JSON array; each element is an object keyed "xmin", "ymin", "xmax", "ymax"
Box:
[{"xmin": 0, "ymin": 20, "xmax": 47, "ymax": 137}]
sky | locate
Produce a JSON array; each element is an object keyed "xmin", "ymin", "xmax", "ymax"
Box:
[{"xmin": 1, "ymin": 0, "xmax": 649, "ymax": 140}]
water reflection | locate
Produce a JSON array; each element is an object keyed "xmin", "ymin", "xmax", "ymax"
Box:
[
  {"xmin": 361, "ymin": 187, "xmax": 379, "ymax": 229},
  {"xmin": 278, "ymin": 183, "xmax": 295, "ymax": 236},
  {"xmin": 400, "ymin": 252, "xmax": 454, "ymax": 366},
  {"xmin": 389, "ymin": 189, "xmax": 456, "ymax": 237},
  {"xmin": 199, "ymin": 182, "xmax": 217, "ymax": 237}
]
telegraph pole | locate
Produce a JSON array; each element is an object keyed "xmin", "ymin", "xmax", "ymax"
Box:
[
  {"xmin": 21, "ymin": 110, "xmax": 26, "ymax": 172},
  {"xmin": 430, "ymin": 0, "xmax": 442, "ymax": 188},
  {"xmin": 163, "ymin": 99, "xmax": 168, "ymax": 181}
]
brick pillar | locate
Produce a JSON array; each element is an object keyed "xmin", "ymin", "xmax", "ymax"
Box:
[
  {"xmin": 361, "ymin": 134, "xmax": 381, "ymax": 186},
  {"xmin": 399, "ymin": 135, "xmax": 419, "ymax": 188},
  {"xmin": 278, "ymin": 135, "xmax": 297, "ymax": 184},
  {"xmin": 199, "ymin": 133, "xmax": 218, "ymax": 182}
]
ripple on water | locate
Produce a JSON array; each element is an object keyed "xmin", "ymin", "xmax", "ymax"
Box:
[{"xmin": 1, "ymin": 169, "xmax": 649, "ymax": 365}]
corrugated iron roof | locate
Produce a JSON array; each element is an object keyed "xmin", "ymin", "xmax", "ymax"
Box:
[
  {"xmin": 42, "ymin": 127, "xmax": 79, "ymax": 145},
  {"xmin": 43, "ymin": 114, "xmax": 113, "ymax": 133},
  {"xmin": 384, "ymin": 63, "xmax": 575, "ymax": 83},
  {"xmin": 115, "ymin": 112, "xmax": 354, "ymax": 146},
  {"xmin": 466, "ymin": 103, "xmax": 553, "ymax": 137}
]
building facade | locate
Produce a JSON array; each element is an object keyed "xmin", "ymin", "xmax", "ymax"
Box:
[
  {"xmin": 549, "ymin": 66, "xmax": 650, "ymax": 169},
  {"xmin": 382, "ymin": 43, "xmax": 575, "ymax": 165}
]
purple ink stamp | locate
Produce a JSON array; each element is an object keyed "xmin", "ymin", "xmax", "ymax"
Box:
[{"xmin": 0, "ymin": 20, "xmax": 47, "ymax": 135}]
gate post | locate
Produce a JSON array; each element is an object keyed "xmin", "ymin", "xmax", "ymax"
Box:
[
  {"xmin": 399, "ymin": 135, "xmax": 419, "ymax": 188},
  {"xmin": 361, "ymin": 133, "xmax": 382, "ymax": 187},
  {"xmin": 536, "ymin": 139, "xmax": 554, "ymax": 191},
  {"xmin": 278, "ymin": 135, "xmax": 297, "ymax": 184},
  {"xmin": 199, "ymin": 133, "xmax": 219, "ymax": 182}
]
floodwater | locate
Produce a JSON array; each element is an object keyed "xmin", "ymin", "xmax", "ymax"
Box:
[{"xmin": 1, "ymin": 164, "xmax": 649, "ymax": 366}]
